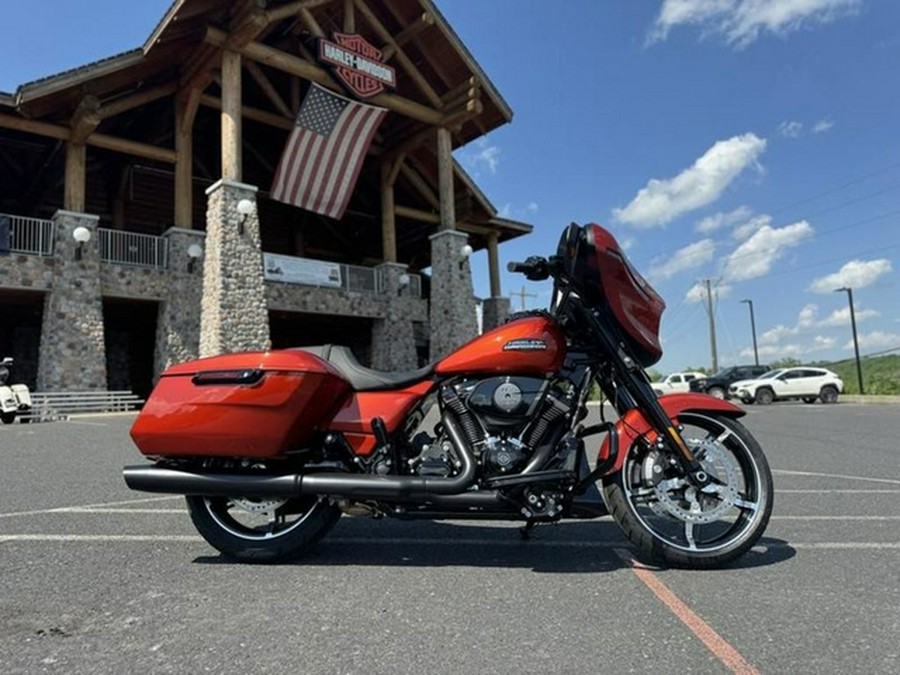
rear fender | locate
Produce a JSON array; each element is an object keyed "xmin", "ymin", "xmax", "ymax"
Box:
[{"xmin": 598, "ymin": 393, "xmax": 744, "ymax": 475}]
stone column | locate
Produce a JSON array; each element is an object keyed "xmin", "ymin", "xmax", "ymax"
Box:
[
  {"xmin": 199, "ymin": 179, "xmax": 270, "ymax": 356},
  {"xmin": 482, "ymin": 297, "xmax": 511, "ymax": 332},
  {"xmin": 37, "ymin": 210, "xmax": 107, "ymax": 390},
  {"xmin": 371, "ymin": 262, "xmax": 418, "ymax": 371},
  {"xmin": 429, "ymin": 230, "xmax": 477, "ymax": 361},
  {"xmin": 153, "ymin": 227, "xmax": 206, "ymax": 378}
]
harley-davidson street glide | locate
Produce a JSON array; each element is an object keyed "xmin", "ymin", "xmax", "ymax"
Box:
[{"xmin": 124, "ymin": 223, "xmax": 773, "ymax": 568}]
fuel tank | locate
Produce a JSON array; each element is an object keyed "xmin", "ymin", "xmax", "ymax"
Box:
[{"xmin": 436, "ymin": 315, "xmax": 566, "ymax": 376}]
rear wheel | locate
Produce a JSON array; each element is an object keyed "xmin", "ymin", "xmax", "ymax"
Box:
[
  {"xmin": 819, "ymin": 386, "xmax": 839, "ymax": 404},
  {"xmin": 602, "ymin": 412, "xmax": 773, "ymax": 569},
  {"xmin": 802, "ymin": 396, "xmax": 817, "ymax": 404},
  {"xmin": 186, "ymin": 494, "xmax": 341, "ymax": 563},
  {"xmin": 755, "ymin": 388, "xmax": 774, "ymax": 405},
  {"xmin": 0, "ymin": 411, "xmax": 15, "ymax": 424}
]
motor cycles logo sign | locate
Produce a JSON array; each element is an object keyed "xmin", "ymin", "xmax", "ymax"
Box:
[{"xmin": 318, "ymin": 33, "xmax": 396, "ymax": 99}]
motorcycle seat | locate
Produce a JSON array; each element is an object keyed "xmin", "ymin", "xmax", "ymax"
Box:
[{"xmin": 298, "ymin": 345, "xmax": 434, "ymax": 392}]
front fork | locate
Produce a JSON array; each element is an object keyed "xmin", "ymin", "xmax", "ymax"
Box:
[{"xmin": 580, "ymin": 306, "xmax": 710, "ymax": 488}]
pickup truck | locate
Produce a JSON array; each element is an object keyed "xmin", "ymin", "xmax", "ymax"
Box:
[{"xmin": 651, "ymin": 372, "xmax": 706, "ymax": 396}]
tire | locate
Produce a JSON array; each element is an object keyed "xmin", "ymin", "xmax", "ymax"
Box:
[
  {"xmin": 707, "ymin": 386, "xmax": 726, "ymax": 400},
  {"xmin": 819, "ymin": 386, "xmax": 839, "ymax": 404},
  {"xmin": 186, "ymin": 494, "xmax": 341, "ymax": 563},
  {"xmin": 754, "ymin": 388, "xmax": 774, "ymax": 405},
  {"xmin": 602, "ymin": 412, "xmax": 774, "ymax": 569},
  {"xmin": 0, "ymin": 411, "xmax": 15, "ymax": 424},
  {"xmin": 802, "ymin": 396, "xmax": 817, "ymax": 404}
]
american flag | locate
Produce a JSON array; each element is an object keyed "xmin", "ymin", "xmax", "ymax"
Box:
[{"xmin": 271, "ymin": 84, "xmax": 386, "ymax": 220}]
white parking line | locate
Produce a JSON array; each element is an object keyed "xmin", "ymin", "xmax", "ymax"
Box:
[
  {"xmin": 773, "ymin": 469, "xmax": 900, "ymax": 485},
  {"xmin": 0, "ymin": 495, "xmax": 180, "ymax": 519},
  {"xmin": 779, "ymin": 489, "xmax": 900, "ymax": 494}
]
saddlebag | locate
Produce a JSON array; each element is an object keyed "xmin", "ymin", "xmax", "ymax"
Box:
[{"xmin": 130, "ymin": 350, "xmax": 351, "ymax": 458}]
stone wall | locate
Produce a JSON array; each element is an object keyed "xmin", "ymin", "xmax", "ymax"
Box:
[{"xmin": 429, "ymin": 230, "xmax": 477, "ymax": 360}]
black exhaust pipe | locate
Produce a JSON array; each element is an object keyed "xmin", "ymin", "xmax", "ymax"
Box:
[{"xmin": 123, "ymin": 413, "xmax": 476, "ymax": 500}]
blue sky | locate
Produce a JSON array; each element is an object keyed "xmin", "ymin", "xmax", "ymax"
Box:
[{"xmin": 2, "ymin": 1, "xmax": 898, "ymax": 374}]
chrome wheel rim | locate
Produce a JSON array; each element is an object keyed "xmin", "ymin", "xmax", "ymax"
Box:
[{"xmin": 203, "ymin": 495, "xmax": 320, "ymax": 541}]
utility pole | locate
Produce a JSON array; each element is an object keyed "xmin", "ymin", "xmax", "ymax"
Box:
[
  {"xmin": 510, "ymin": 286, "xmax": 537, "ymax": 311},
  {"xmin": 704, "ymin": 279, "xmax": 719, "ymax": 373},
  {"xmin": 741, "ymin": 299, "xmax": 759, "ymax": 366},
  {"xmin": 835, "ymin": 286, "xmax": 864, "ymax": 394}
]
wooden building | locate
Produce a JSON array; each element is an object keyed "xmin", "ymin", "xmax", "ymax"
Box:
[{"xmin": 0, "ymin": 0, "xmax": 531, "ymax": 397}]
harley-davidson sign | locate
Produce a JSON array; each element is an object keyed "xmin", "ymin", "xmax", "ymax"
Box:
[{"xmin": 318, "ymin": 33, "xmax": 396, "ymax": 99}]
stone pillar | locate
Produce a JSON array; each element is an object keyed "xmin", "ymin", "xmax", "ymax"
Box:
[
  {"xmin": 429, "ymin": 230, "xmax": 477, "ymax": 361},
  {"xmin": 37, "ymin": 210, "xmax": 107, "ymax": 390},
  {"xmin": 371, "ymin": 262, "xmax": 418, "ymax": 371},
  {"xmin": 199, "ymin": 180, "xmax": 270, "ymax": 356},
  {"xmin": 154, "ymin": 227, "xmax": 206, "ymax": 378},
  {"xmin": 482, "ymin": 297, "xmax": 511, "ymax": 332}
]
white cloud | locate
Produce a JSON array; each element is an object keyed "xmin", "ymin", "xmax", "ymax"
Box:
[
  {"xmin": 778, "ymin": 120, "xmax": 803, "ymax": 138},
  {"xmin": 798, "ymin": 303, "xmax": 818, "ymax": 327},
  {"xmin": 732, "ymin": 214, "xmax": 772, "ymax": 240},
  {"xmin": 614, "ymin": 134, "xmax": 766, "ymax": 228},
  {"xmin": 812, "ymin": 118, "xmax": 835, "ymax": 133},
  {"xmin": 722, "ymin": 220, "xmax": 814, "ymax": 281},
  {"xmin": 648, "ymin": 239, "xmax": 716, "ymax": 280},
  {"xmin": 695, "ymin": 205, "xmax": 753, "ymax": 234},
  {"xmin": 815, "ymin": 306, "xmax": 879, "ymax": 328},
  {"xmin": 686, "ymin": 280, "xmax": 732, "ymax": 303},
  {"xmin": 846, "ymin": 331, "xmax": 900, "ymax": 350},
  {"xmin": 808, "ymin": 259, "xmax": 893, "ymax": 293},
  {"xmin": 759, "ymin": 324, "xmax": 799, "ymax": 345},
  {"xmin": 649, "ymin": 0, "xmax": 862, "ymax": 48},
  {"xmin": 526, "ymin": 202, "xmax": 539, "ymax": 213},
  {"xmin": 460, "ymin": 138, "xmax": 501, "ymax": 176},
  {"xmin": 813, "ymin": 335, "xmax": 837, "ymax": 349},
  {"xmin": 740, "ymin": 334, "xmax": 834, "ymax": 359},
  {"xmin": 498, "ymin": 203, "xmax": 512, "ymax": 218}
]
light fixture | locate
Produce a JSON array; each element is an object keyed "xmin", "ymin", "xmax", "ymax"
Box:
[
  {"xmin": 73, "ymin": 226, "xmax": 91, "ymax": 261},
  {"xmin": 397, "ymin": 273, "xmax": 410, "ymax": 296},
  {"xmin": 236, "ymin": 198, "xmax": 254, "ymax": 235},
  {"xmin": 459, "ymin": 243, "xmax": 473, "ymax": 270},
  {"xmin": 187, "ymin": 243, "xmax": 203, "ymax": 273}
]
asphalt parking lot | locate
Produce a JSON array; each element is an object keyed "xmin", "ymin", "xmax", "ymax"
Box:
[{"xmin": 1, "ymin": 402, "xmax": 899, "ymax": 674}]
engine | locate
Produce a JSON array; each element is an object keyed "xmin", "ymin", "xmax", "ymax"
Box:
[{"xmin": 409, "ymin": 377, "xmax": 574, "ymax": 479}]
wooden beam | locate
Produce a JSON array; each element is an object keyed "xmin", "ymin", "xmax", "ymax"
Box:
[
  {"xmin": 264, "ymin": 0, "xmax": 336, "ymax": 25},
  {"xmin": 0, "ymin": 113, "xmax": 176, "ymax": 163},
  {"xmin": 70, "ymin": 96, "xmax": 101, "ymax": 145},
  {"xmin": 64, "ymin": 142, "xmax": 87, "ymax": 212},
  {"xmin": 244, "ymin": 60, "xmax": 293, "ymax": 118},
  {"xmin": 221, "ymin": 49, "xmax": 243, "ymax": 182},
  {"xmin": 199, "ymin": 94, "xmax": 294, "ymax": 130},
  {"xmin": 441, "ymin": 98, "xmax": 482, "ymax": 131},
  {"xmin": 384, "ymin": 12, "xmax": 434, "ymax": 59},
  {"xmin": 98, "ymin": 83, "xmax": 178, "ymax": 120},
  {"xmin": 226, "ymin": 10, "xmax": 269, "ymax": 50},
  {"xmin": 437, "ymin": 127, "xmax": 454, "ymax": 230},
  {"xmin": 395, "ymin": 204, "xmax": 438, "ymax": 224},
  {"xmin": 298, "ymin": 7, "xmax": 325, "ymax": 37},
  {"xmin": 354, "ymin": 0, "xmax": 443, "ymax": 109},
  {"xmin": 442, "ymin": 76, "xmax": 479, "ymax": 104},
  {"xmin": 380, "ymin": 162, "xmax": 397, "ymax": 263},
  {"xmin": 174, "ymin": 97, "xmax": 194, "ymax": 229},
  {"xmin": 343, "ymin": 0, "xmax": 355, "ymax": 32},
  {"xmin": 399, "ymin": 162, "xmax": 439, "ymax": 210},
  {"xmin": 204, "ymin": 26, "xmax": 445, "ymax": 126}
]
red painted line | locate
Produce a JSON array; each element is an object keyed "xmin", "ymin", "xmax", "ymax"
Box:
[{"xmin": 614, "ymin": 548, "xmax": 759, "ymax": 675}]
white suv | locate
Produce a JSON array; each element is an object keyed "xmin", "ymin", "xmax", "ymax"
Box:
[{"xmin": 729, "ymin": 367, "xmax": 843, "ymax": 405}]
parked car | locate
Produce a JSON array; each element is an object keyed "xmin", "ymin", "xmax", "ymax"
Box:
[
  {"xmin": 729, "ymin": 367, "xmax": 843, "ymax": 405},
  {"xmin": 689, "ymin": 364, "xmax": 771, "ymax": 399},
  {"xmin": 651, "ymin": 371, "xmax": 706, "ymax": 395}
]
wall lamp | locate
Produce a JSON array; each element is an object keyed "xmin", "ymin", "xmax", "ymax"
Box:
[
  {"xmin": 73, "ymin": 226, "xmax": 91, "ymax": 261},
  {"xmin": 397, "ymin": 273, "xmax": 410, "ymax": 297},
  {"xmin": 237, "ymin": 199, "xmax": 254, "ymax": 236},
  {"xmin": 459, "ymin": 243, "xmax": 473, "ymax": 270},
  {"xmin": 187, "ymin": 243, "xmax": 203, "ymax": 274}
]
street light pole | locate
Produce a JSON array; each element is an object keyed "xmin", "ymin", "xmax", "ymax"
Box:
[
  {"xmin": 835, "ymin": 286, "xmax": 864, "ymax": 395},
  {"xmin": 740, "ymin": 299, "xmax": 759, "ymax": 366}
]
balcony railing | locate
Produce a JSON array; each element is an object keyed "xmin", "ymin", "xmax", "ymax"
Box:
[
  {"xmin": 99, "ymin": 228, "xmax": 168, "ymax": 269},
  {"xmin": 1, "ymin": 214, "xmax": 56, "ymax": 256}
]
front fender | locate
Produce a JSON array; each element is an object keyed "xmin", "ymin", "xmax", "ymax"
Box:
[{"xmin": 598, "ymin": 393, "xmax": 744, "ymax": 475}]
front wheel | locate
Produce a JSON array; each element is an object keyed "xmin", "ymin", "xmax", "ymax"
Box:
[
  {"xmin": 186, "ymin": 494, "xmax": 341, "ymax": 563},
  {"xmin": 602, "ymin": 412, "xmax": 773, "ymax": 569},
  {"xmin": 0, "ymin": 411, "xmax": 15, "ymax": 424}
]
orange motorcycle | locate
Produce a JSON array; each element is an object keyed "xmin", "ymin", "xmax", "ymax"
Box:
[{"xmin": 124, "ymin": 223, "xmax": 773, "ymax": 568}]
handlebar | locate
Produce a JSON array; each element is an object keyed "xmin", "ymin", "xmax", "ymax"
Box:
[{"xmin": 507, "ymin": 256, "xmax": 550, "ymax": 281}]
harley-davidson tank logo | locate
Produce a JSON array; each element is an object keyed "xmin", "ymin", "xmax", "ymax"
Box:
[
  {"xmin": 318, "ymin": 33, "xmax": 397, "ymax": 99},
  {"xmin": 502, "ymin": 339, "xmax": 548, "ymax": 352}
]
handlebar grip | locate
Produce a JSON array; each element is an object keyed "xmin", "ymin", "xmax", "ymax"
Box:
[{"xmin": 507, "ymin": 261, "xmax": 528, "ymax": 273}]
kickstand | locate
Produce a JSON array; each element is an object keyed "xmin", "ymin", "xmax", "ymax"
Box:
[{"xmin": 519, "ymin": 520, "xmax": 537, "ymax": 540}]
